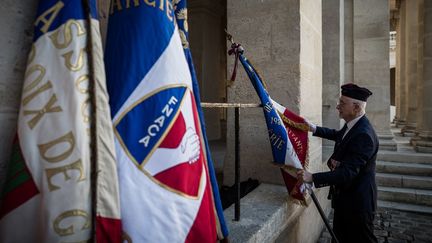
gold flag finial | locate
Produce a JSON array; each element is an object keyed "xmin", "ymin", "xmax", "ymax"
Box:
[{"xmin": 225, "ymin": 29, "xmax": 234, "ymax": 44}]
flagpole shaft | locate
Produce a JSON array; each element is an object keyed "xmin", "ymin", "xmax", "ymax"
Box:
[
  {"xmin": 309, "ymin": 189, "xmax": 339, "ymax": 243},
  {"xmin": 82, "ymin": 0, "xmax": 97, "ymax": 240},
  {"xmin": 234, "ymin": 107, "xmax": 240, "ymax": 221}
]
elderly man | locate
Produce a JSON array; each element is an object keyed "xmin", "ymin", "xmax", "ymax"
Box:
[{"xmin": 298, "ymin": 83, "xmax": 379, "ymax": 243}]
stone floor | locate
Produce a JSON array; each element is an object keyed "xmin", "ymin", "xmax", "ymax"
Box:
[{"xmin": 317, "ymin": 208, "xmax": 432, "ymax": 243}]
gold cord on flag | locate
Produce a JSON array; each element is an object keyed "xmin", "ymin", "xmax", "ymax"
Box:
[
  {"xmin": 277, "ymin": 110, "xmax": 310, "ymax": 132},
  {"xmin": 277, "ymin": 110, "xmax": 310, "ymax": 169}
]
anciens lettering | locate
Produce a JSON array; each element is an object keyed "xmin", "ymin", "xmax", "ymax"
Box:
[{"xmin": 110, "ymin": 0, "xmax": 174, "ymax": 22}]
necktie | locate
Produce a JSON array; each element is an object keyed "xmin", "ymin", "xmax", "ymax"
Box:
[
  {"xmin": 333, "ymin": 124, "xmax": 347, "ymax": 153},
  {"xmin": 341, "ymin": 123, "xmax": 348, "ymax": 139}
]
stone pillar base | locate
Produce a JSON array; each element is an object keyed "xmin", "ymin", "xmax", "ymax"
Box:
[
  {"xmin": 395, "ymin": 119, "xmax": 406, "ymax": 127},
  {"xmin": 378, "ymin": 133, "xmax": 397, "ymax": 151},
  {"xmin": 396, "ymin": 120, "xmax": 406, "ymax": 128},
  {"xmin": 415, "ymin": 140, "xmax": 432, "ymax": 153},
  {"xmin": 410, "ymin": 135, "xmax": 421, "ymax": 146},
  {"xmin": 409, "ymin": 129, "xmax": 422, "ymax": 146},
  {"xmin": 401, "ymin": 123, "xmax": 416, "ymax": 136},
  {"xmin": 392, "ymin": 117, "xmax": 401, "ymax": 124},
  {"xmin": 414, "ymin": 133, "xmax": 432, "ymax": 153}
]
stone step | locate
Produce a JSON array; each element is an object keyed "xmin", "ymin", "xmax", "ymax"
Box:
[
  {"xmin": 378, "ymin": 186, "xmax": 432, "ymax": 207},
  {"xmin": 376, "ymin": 161, "xmax": 432, "ymax": 176},
  {"xmin": 378, "ymin": 151, "xmax": 432, "ymax": 164},
  {"xmin": 378, "ymin": 139, "xmax": 397, "ymax": 151},
  {"xmin": 223, "ymin": 183, "xmax": 328, "ymax": 243},
  {"xmin": 378, "ymin": 200, "xmax": 432, "ymax": 214},
  {"xmin": 376, "ymin": 173, "xmax": 432, "ymax": 190}
]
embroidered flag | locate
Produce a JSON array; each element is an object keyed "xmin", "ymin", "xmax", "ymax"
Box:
[
  {"xmin": 238, "ymin": 55, "xmax": 309, "ymax": 203},
  {"xmin": 174, "ymin": 0, "xmax": 228, "ymax": 238},
  {"xmin": 0, "ymin": 0, "xmax": 121, "ymax": 242},
  {"xmin": 105, "ymin": 1, "xmax": 224, "ymax": 241}
]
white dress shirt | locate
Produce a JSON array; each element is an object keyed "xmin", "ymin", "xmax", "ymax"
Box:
[{"xmin": 342, "ymin": 114, "xmax": 364, "ymax": 139}]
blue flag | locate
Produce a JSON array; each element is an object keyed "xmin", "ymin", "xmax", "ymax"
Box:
[
  {"xmin": 105, "ymin": 0, "xmax": 226, "ymax": 241},
  {"xmin": 239, "ymin": 55, "xmax": 303, "ymax": 168},
  {"xmin": 237, "ymin": 53, "xmax": 310, "ymax": 202},
  {"xmin": 174, "ymin": 0, "xmax": 228, "ymax": 238}
]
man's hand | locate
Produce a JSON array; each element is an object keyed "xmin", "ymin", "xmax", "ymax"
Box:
[
  {"xmin": 304, "ymin": 119, "xmax": 316, "ymax": 133},
  {"xmin": 297, "ymin": 169, "xmax": 313, "ymax": 183},
  {"xmin": 327, "ymin": 159, "xmax": 340, "ymax": 171}
]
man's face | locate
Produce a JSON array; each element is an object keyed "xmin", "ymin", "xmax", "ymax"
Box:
[{"xmin": 336, "ymin": 96, "xmax": 357, "ymax": 122}]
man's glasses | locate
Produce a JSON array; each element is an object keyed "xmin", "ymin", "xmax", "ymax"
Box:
[
  {"xmin": 337, "ymin": 100, "xmax": 359, "ymax": 107},
  {"xmin": 336, "ymin": 101, "xmax": 348, "ymax": 107}
]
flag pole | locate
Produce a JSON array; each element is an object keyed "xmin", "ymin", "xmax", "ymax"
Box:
[
  {"xmin": 305, "ymin": 185, "xmax": 339, "ymax": 243},
  {"xmin": 82, "ymin": 0, "xmax": 98, "ymax": 240}
]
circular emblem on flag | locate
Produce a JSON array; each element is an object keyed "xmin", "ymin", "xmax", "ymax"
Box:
[{"xmin": 115, "ymin": 86, "xmax": 204, "ymax": 198}]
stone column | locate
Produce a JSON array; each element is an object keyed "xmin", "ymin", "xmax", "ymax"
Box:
[
  {"xmin": 353, "ymin": 0, "xmax": 396, "ymax": 150},
  {"xmin": 396, "ymin": 0, "xmax": 408, "ymax": 127},
  {"xmin": 402, "ymin": 0, "xmax": 419, "ymax": 135},
  {"xmin": 344, "ymin": 0, "xmax": 354, "ymax": 83},
  {"xmin": 322, "ymin": 0, "xmax": 344, "ymax": 160},
  {"xmin": 414, "ymin": 0, "xmax": 432, "ymax": 152},
  {"xmin": 411, "ymin": 0, "xmax": 425, "ymax": 144},
  {"xmin": 0, "ymin": 1, "xmax": 38, "ymax": 192},
  {"xmin": 394, "ymin": 17, "xmax": 400, "ymax": 122},
  {"xmin": 224, "ymin": 0, "xmax": 323, "ymax": 185},
  {"xmin": 189, "ymin": 0, "xmax": 226, "ymax": 140}
]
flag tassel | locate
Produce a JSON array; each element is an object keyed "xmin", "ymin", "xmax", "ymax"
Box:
[{"xmin": 226, "ymin": 30, "xmax": 244, "ymax": 82}]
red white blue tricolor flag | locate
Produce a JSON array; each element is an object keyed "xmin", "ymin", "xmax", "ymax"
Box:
[
  {"xmin": 174, "ymin": 0, "xmax": 228, "ymax": 239},
  {"xmin": 238, "ymin": 55, "xmax": 310, "ymax": 203},
  {"xmin": 105, "ymin": 0, "xmax": 227, "ymax": 241},
  {"xmin": 0, "ymin": 0, "xmax": 122, "ymax": 242}
]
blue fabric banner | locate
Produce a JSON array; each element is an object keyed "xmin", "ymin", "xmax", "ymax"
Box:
[{"xmin": 105, "ymin": 0, "xmax": 226, "ymax": 241}]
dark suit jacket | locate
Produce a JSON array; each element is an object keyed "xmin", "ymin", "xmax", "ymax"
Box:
[{"xmin": 312, "ymin": 115, "xmax": 379, "ymax": 213}]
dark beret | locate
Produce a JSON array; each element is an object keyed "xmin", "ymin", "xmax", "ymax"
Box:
[{"xmin": 341, "ymin": 83, "xmax": 372, "ymax": 102}]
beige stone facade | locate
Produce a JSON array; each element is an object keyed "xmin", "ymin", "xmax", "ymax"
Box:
[
  {"xmin": 0, "ymin": 1, "xmax": 38, "ymax": 191},
  {"xmin": 392, "ymin": 0, "xmax": 432, "ymax": 152},
  {"xmin": 0, "ymin": 0, "xmax": 430, "ymax": 242}
]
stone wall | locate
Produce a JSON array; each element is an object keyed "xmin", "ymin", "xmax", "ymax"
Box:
[
  {"xmin": 353, "ymin": 0, "xmax": 392, "ymax": 135},
  {"xmin": 224, "ymin": 0, "xmax": 324, "ymax": 185},
  {"xmin": 225, "ymin": 0, "xmax": 329, "ymax": 242},
  {"xmin": 0, "ymin": 1, "xmax": 38, "ymax": 192},
  {"xmin": 224, "ymin": 0, "xmax": 301, "ymax": 186},
  {"xmin": 322, "ymin": 0, "xmax": 343, "ymax": 159},
  {"xmin": 189, "ymin": 0, "xmax": 227, "ymax": 141}
]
